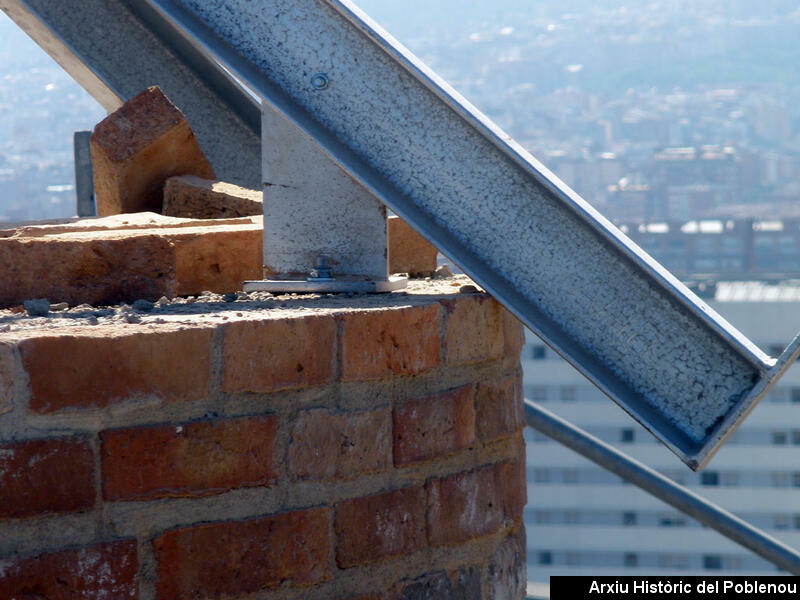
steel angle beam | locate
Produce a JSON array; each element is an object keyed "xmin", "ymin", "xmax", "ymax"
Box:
[
  {"xmin": 161, "ymin": 0, "xmax": 800, "ymax": 470},
  {"xmin": 0, "ymin": 0, "xmax": 261, "ymax": 187}
]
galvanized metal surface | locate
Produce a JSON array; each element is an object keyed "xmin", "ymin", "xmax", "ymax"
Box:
[
  {"xmin": 261, "ymin": 105, "xmax": 390, "ymax": 282},
  {"xmin": 243, "ymin": 275, "xmax": 406, "ymax": 294},
  {"xmin": 0, "ymin": 0, "xmax": 261, "ymax": 187},
  {"xmin": 73, "ymin": 131, "xmax": 94, "ymax": 217},
  {"xmin": 164, "ymin": 0, "xmax": 800, "ymax": 469},
  {"xmin": 525, "ymin": 400, "xmax": 800, "ymax": 575}
]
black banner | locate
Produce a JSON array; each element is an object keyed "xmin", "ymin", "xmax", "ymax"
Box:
[{"xmin": 550, "ymin": 576, "xmax": 797, "ymax": 599}]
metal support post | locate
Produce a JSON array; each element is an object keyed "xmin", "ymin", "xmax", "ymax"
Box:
[{"xmin": 73, "ymin": 131, "xmax": 94, "ymax": 217}]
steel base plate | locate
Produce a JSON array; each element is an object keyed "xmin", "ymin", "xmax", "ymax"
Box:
[{"xmin": 243, "ymin": 275, "xmax": 407, "ymax": 294}]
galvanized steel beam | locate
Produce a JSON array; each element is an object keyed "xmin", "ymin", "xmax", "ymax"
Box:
[
  {"xmin": 0, "ymin": 0, "xmax": 261, "ymax": 187},
  {"xmin": 165, "ymin": 0, "xmax": 800, "ymax": 469}
]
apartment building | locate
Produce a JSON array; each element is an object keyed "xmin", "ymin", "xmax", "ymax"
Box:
[{"xmin": 524, "ymin": 281, "xmax": 800, "ymax": 578}]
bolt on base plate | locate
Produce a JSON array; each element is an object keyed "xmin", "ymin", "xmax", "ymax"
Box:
[{"xmin": 243, "ymin": 275, "xmax": 408, "ymax": 294}]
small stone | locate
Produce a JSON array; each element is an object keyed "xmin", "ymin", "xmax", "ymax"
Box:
[
  {"xmin": 459, "ymin": 285, "xmax": 479, "ymax": 294},
  {"xmin": 132, "ymin": 299, "xmax": 155, "ymax": 312},
  {"xmin": 236, "ymin": 291, "xmax": 249, "ymax": 300},
  {"xmin": 24, "ymin": 299, "xmax": 50, "ymax": 317},
  {"xmin": 124, "ymin": 313, "xmax": 141, "ymax": 324},
  {"xmin": 93, "ymin": 309, "xmax": 114, "ymax": 318},
  {"xmin": 73, "ymin": 303, "xmax": 94, "ymax": 312},
  {"xmin": 433, "ymin": 264, "xmax": 453, "ymax": 279},
  {"xmin": 50, "ymin": 302, "xmax": 69, "ymax": 312},
  {"xmin": 156, "ymin": 296, "xmax": 170, "ymax": 306},
  {"xmin": 185, "ymin": 297, "xmax": 196, "ymax": 304},
  {"xmin": 223, "ymin": 293, "xmax": 237, "ymax": 303},
  {"xmin": 87, "ymin": 315, "xmax": 99, "ymax": 325},
  {"xmin": 0, "ymin": 324, "xmax": 10, "ymax": 332},
  {"xmin": 9, "ymin": 305, "xmax": 24, "ymax": 314}
]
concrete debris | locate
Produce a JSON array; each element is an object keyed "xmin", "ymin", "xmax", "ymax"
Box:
[{"xmin": 23, "ymin": 299, "xmax": 50, "ymax": 317}]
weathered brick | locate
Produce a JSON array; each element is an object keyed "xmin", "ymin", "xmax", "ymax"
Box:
[
  {"xmin": 91, "ymin": 86, "xmax": 215, "ymax": 215},
  {"xmin": 222, "ymin": 315, "xmax": 336, "ymax": 393},
  {"xmin": 101, "ymin": 415, "xmax": 278, "ymax": 501},
  {"xmin": 173, "ymin": 224, "xmax": 261, "ymax": 295},
  {"xmin": 0, "ymin": 215, "xmax": 264, "ymax": 308},
  {"xmin": 442, "ymin": 294, "xmax": 504, "ymax": 365},
  {"xmin": 487, "ymin": 532, "xmax": 526, "ymax": 600},
  {"xmin": 0, "ymin": 437, "xmax": 94, "ymax": 519},
  {"xmin": 289, "ymin": 408, "xmax": 391, "ymax": 480},
  {"xmin": 335, "ymin": 487, "xmax": 426, "ymax": 568},
  {"xmin": 340, "ymin": 305, "xmax": 440, "ymax": 381},
  {"xmin": 153, "ymin": 508, "xmax": 330, "ymax": 598},
  {"xmin": 393, "ymin": 567, "xmax": 481, "ymax": 600},
  {"xmin": 426, "ymin": 465, "xmax": 504, "ymax": 546},
  {"xmin": 387, "ymin": 216, "xmax": 438, "ymax": 276},
  {"xmin": 20, "ymin": 327, "xmax": 213, "ymax": 413},
  {"xmin": 393, "ymin": 385, "xmax": 475, "ymax": 465},
  {"xmin": 0, "ymin": 231, "xmax": 176, "ymax": 307},
  {"xmin": 475, "ymin": 371, "xmax": 524, "ymax": 443},
  {"xmin": 0, "ymin": 539, "xmax": 138, "ymax": 599},
  {"xmin": 163, "ymin": 175, "xmax": 262, "ymax": 219},
  {"xmin": 502, "ymin": 307, "xmax": 525, "ymax": 359},
  {"xmin": 0, "ymin": 343, "xmax": 14, "ymax": 415},
  {"xmin": 497, "ymin": 446, "xmax": 527, "ymax": 524}
]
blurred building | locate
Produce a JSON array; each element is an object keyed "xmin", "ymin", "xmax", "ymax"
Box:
[{"xmin": 524, "ymin": 281, "xmax": 800, "ymax": 578}]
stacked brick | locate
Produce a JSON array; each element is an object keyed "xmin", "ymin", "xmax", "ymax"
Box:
[{"xmin": 0, "ymin": 289, "xmax": 526, "ymax": 599}]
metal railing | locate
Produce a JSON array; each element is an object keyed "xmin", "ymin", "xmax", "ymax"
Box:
[{"xmin": 524, "ymin": 399, "xmax": 800, "ymax": 575}]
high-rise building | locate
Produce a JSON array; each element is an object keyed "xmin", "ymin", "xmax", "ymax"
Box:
[{"xmin": 523, "ymin": 281, "xmax": 800, "ymax": 578}]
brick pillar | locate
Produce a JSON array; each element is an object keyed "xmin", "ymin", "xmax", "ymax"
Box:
[{"xmin": 0, "ymin": 284, "xmax": 526, "ymax": 599}]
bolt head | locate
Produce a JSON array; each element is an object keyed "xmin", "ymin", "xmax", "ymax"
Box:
[{"xmin": 311, "ymin": 73, "xmax": 329, "ymax": 90}]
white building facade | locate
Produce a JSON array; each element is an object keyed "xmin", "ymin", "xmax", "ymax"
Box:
[{"xmin": 524, "ymin": 281, "xmax": 800, "ymax": 579}]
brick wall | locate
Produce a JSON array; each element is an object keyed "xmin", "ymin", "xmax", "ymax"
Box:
[{"xmin": 0, "ymin": 285, "xmax": 526, "ymax": 599}]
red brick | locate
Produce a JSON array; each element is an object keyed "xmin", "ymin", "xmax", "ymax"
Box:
[
  {"xmin": 502, "ymin": 308, "xmax": 525, "ymax": 359},
  {"xmin": 496, "ymin": 454, "xmax": 527, "ymax": 524},
  {"xmin": 0, "ymin": 437, "xmax": 94, "ymax": 519},
  {"xmin": 426, "ymin": 465, "xmax": 504, "ymax": 546},
  {"xmin": 19, "ymin": 327, "xmax": 213, "ymax": 413},
  {"xmin": 335, "ymin": 487, "xmax": 426, "ymax": 568},
  {"xmin": 475, "ymin": 371, "xmax": 524, "ymax": 443},
  {"xmin": 0, "ymin": 232, "xmax": 176, "ymax": 308},
  {"xmin": 222, "ymin": 315, "xmax": 336, "ymax": 393},
  {"xmin": 91, "ymin": 86, "xmax": 215, "ymax": 215},
  {"xmin": 101, "ymin": 415, "xmax": 278, "ymax": 501},
  {"xmin": 0, "ymin": 539, "xmax": 138, "ymax": 599},
  {"xmin": 340, "ymin": 305, "xmax": 440, "ymax": 381},
  {"xmin": 173, "ymin": 223, "xmax": 262, "ymax": 296},
  {"xmin": 153, "ymin": 508, "xmax": 330, "ymax": 598},
  {"xmin": 441, "ymin": 295, "xmax": 504, "ymax": 365},
  {"xmin": 393, "ymin": 385, "xmax": 475, "ymax": 466},
  {"xmin": 288, "ymin": 408, "xmax": 391, "ymax": 480},
  {"xmin": 163, "ymin": 175, "xmax": 262, "ymax": 219},
  {"xmin": 387, "ymin": 216, "xmax": 437, "ymax": 276}
]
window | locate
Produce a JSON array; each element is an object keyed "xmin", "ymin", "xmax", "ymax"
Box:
[
  {"xmin": 721, "ymin": 472, "xmax": 739, "ymax": 487},
  {"xmin": 772, "ymin": 431, "xmax": 788, "ymax": 445},
  {"xmin": 793, "ymin": 515, "xmax": 800, "ymax": 530},
  {"xmin": 792, "ymin": 430, "xmax": 800, "ymax": 445},
  {"xmin": 772, "ymin": 472, "xmax": 790, "ymax": 487},
  {"xmin": 538, "ymin": 551, "xmax": 553, "ymax": 565},
  {"xmin": 659, "ymin": 554, "xmax": 689, "ymax": 569},
  {"xmin": 620, "ymin": 428, "xmax": 635, "ymax": 443},
  {"xmin": 563, "ymin": 469, "xmax": 578, "ymax": 484},
  {"xmin": 703, "ymin": 555, "xmax": 722, "ymax": 570},
  {"xmin": 622, "ymin": 511, "xmax": 637, "ymax": 526},
  {"xmin": 560, "ymin": 385, "xmax": 576, "ymax": 402},
  {"xmin": 565, "ymin": 551, "xmax": 579, "ymax": 566},
  {"xmin": 534, "ymin": 510, "xmax": 552, "ymax": 524},
  {"xmin": 565, "ymin": 510, "xmax": 579, "ymax": 524},
  {"xmin": 531, "ymin": 345, "xmax": 546, "ymax": 360},
  {"xmin": 701, "ymin": 471, "xmax": 719, "ymax": 486},
  {"xmin": 624, "ymin": 553, "xmax": 638, "ymax": 567},
  {"xmin": 528, "ymin": 385, "xmax": 547, "ymax": 402},
  {"xmin": 533, "ymin": 469, "xmax": 550, "ymax": 483},
  {"xmin": 775, "ymin": 515, "xmax": 791, "ymax": 530},
  {"xmin": 659, "ymin": 514, "xmax": 686, "ymax": 527},
  {"xmin": 793, "ymin": 472, "xmax": 800, "ymax": 488},
  {"xmin": 791, "ymin": 388, "xmax": 800, "ymax": 403}
]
